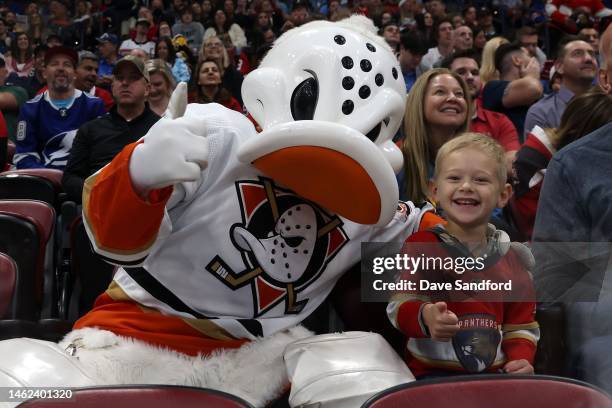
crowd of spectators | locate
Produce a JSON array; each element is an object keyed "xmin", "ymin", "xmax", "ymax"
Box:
[{"xmin": 0, "ymin": 0, "xmax": 612, "ymax": 396}]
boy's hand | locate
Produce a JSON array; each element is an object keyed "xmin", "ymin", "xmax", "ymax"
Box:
[
  {"xmin": 503, "ymin": 359, "xmax": 534, "ymax": 374},
  {"xmin": 422, "ymin": 302, "xmax": 460, "ymax": 341}
]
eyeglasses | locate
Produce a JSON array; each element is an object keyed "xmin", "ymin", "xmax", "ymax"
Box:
[{"xmin": 205, "ymin": 42, "xmax": 223, "ymax": 49}]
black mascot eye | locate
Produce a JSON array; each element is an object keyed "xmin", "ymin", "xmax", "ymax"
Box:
[
  {"xmin": 290, "ymin": 75, "xmax": 318, "ymax": 121},
  {"xmin": 364, "ymin": 122, "xmax": 382, "ymax": 143},
  {"xmin": 285, "ymin": 236, "xmax": 305, "ymax": 248}
]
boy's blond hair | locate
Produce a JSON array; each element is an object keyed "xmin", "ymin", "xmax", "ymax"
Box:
[{"xmin": 434, "ymin": 132, "xmax": 507, "ymax": 187}]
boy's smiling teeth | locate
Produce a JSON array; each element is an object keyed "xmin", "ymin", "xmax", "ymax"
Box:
[{"xmin": 454, "ymin": 198, "xmax": 479, "ymax": 206}]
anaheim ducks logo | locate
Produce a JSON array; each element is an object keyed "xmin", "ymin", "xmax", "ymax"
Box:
[{"xmin": 206, "ymin": 177, "xmax": 349, "ymax": 317}]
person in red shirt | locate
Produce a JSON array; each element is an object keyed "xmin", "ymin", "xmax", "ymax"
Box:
[
  {"xmin": 37, "ymin": 51, "xmax": 114, "ymax": 112},
  {"xmin": 442, "ymin": 49, "xmax": 519, "ymax": 176}
]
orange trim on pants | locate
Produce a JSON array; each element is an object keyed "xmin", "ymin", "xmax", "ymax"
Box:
[{"xmin": 74, "ymin": 293, "xmax": 248, "ymax": 357}]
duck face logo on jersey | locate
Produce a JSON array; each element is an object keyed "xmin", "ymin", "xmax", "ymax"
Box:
[
  {"xmin": 452, "ymin": 313, "xmax": 501, "ymax": 373},
  {"xmin": 206, "ymin": 177, "xmax": 348, "ymax": 317}
]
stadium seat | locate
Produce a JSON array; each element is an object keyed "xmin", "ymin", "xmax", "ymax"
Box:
[
  {"xmin": 362, "ymin": 374, "xmax": 612, "ymax": 408},
  {"xmin": 59, "ymin": 217, "xmax": 115, "ymax": 321},
  {"xmin": 0, "ymin": 252, "xmax": 45, "ymax": 341},
  {"xmin": 6, "ymin": 140, "xmax": 15, "ymax": 165},
  {"xmin": 18, "ymin": 385, "xmax": 255, "ymax": 408},
  {"xmin": 534, "ymin": 303, "xmax": 567, "ymax": 375},
  {"xmin": 0, "ymin": 252, "xmax": 17, "ymax": 319},
  {"xmin": 0, "ymin": 169, "xmax": 64, "ymax": 209},
  {"xmin": 0, "ymin": 200, "xmax": 56, "ymax": 319}
]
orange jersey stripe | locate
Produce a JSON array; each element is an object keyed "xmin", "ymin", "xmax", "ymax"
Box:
[
  {"xmin": 83, "ymin": 141, "xmax": 173, "ymax": 255},
  {"xmin": 74, "ymin": 293, "xmax": 249, "ymax": 357}
]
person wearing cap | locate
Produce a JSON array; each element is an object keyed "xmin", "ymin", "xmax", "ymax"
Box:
[
  {"xmin": 62, "ymin": 55, "xmax": 160, "ymax": 204},
  {"xmin": 35, "ymin": 51, "xmax": 115, "ymax": 112},
  {"xmin": 97, "ymin": 33, "xmax": 120, "ymax": 89},
  {"xmin": 145, "ymin": 58, "xmax": 176, "ymax": 116},
  {"xmin": 119, "ymin": 18, "xmax": 156, "ymax": 58},
  {"xmin": 0, "ymin": 56, "xmax": 29, "ymax": 142},
  {"xmin": 13, "ymin": 46, "xmax": 105, "ymax": 169}
]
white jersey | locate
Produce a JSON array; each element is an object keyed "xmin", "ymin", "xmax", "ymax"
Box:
[{"xmin": 85, "ymin": 104, "xmax": 431, "ymax": 340}]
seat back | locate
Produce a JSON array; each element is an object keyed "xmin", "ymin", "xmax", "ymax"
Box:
[
  {"xmin": 0, "ymin": 201, "xmax": 56, "ymax": 319},
  {"xmin": 6, "ymin": 140, "xmax": 15, "ymax": 165},
  {"xmin": 0, "ymin": 169, "xmax": 63, "ymax": 209},
  {"xmin": 18, "ymin": 385, "xmax": 255, "ymax": 408},
  {"xmin": 64, "ymin": 217, "xmax": 115, "ymax": 320},
  {"xmin": 362, "ymin": 374, "xmax": 612, "ymax": 408},
  {"xmin": 0, "ymin": 252, "xmax": 17, "ymax": 319},
  {"xmin": 0, "ymin": 174, "xmax": 57, "ymax": 208}
]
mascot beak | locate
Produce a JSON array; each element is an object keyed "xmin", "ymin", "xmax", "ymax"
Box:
[{"xmin": 237, "ymin": 121, "xmax": 400, "ymax": 226}]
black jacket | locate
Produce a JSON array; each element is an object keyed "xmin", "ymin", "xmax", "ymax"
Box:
[{"xmin": 62, "ymin": 105, "xmax": 160, "ymax": 203}]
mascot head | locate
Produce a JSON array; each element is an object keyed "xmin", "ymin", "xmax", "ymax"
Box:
[{"xmin": 239, "ymin": 15, "xmax": 406, "ymax": 226}]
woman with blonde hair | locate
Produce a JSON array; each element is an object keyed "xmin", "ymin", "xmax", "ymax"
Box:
[
  {"xmin": 480, "ymin": 36, "xmax": 509, "ymax": 84},
  {"xmin": 401, "ymin": 68, "xmax": 471, "ymax": 204},
  {"xmin": 145, "ymin": 59, "xmax": 177, "ymax": 116}
]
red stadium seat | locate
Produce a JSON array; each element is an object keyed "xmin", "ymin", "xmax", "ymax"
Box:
[
  {"xmin": 0, "ymin": 200, "xmax": 56, "ymax": 319},
  {"xmin": 19, "ymin": 385, "xmax": 255, "ymax": 408},
  {"xmin": 362, "ymin": 375, "xmax": 612, "ymax": 408},
  {"xmin": 0, "ymin": 169, "xmax": 64, "ymax": 208},
  {"xmin": 1, "ymin": 169, "xmax": 63, "ymax": 189},
  {"xmin": 0, "ymin": 252, "xmax": 17, "ymax": 319}
]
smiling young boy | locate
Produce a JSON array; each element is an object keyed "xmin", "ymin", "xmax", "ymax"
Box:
[{"xmin": 387, "ymin": 132, "xmax": 539, "ymax": 379}]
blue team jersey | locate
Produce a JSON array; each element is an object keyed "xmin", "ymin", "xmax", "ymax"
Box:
[{"xmin": 14, "ymin": 90, "xmax": 106, "ymax": 169}]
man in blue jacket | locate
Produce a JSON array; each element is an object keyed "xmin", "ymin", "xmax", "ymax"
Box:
[{"xmin": 13, "ymin": 47, "xmax": 105, "ymax": 169}]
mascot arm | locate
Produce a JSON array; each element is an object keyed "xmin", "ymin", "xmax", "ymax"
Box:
[
  {"xmin": 82, "ymin": 141, "xmax": 174, "ymax": 266},
  {"xmin": 81, "ymin": 83, "xmax": 209, "ymax": 266},
  {"xmin": 387, "ymin": 298, "xmax": 430, "ymax": 338}
]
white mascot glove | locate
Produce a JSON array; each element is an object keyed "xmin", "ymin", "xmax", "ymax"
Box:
[{"xmin": 129, "ymin": 82, "xmax": 209, "ymax": 195}]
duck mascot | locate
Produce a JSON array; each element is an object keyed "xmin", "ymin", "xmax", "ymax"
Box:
[{"xmin": 0, "ymin": 15, "xmax": 438, "ymax": 407}]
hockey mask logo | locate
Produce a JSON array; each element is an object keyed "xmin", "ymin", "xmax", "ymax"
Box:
[
  {"xmin": 206, "ymin": 177, "xmax": 348, "ymax": 316},
  {"xmin": 452, "ymin": 313, "xmax": 501, "ymax": 373}
]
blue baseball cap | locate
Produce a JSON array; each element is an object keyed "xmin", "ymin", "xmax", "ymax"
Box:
[{"xmin": 96, "ymin": 33, "xmax": 119, "ymax": 45}]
